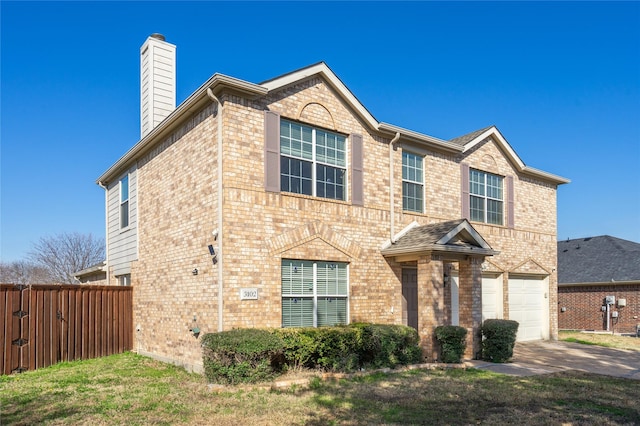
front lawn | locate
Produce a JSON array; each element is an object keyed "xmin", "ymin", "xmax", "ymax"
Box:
[
  {"xmin": 1, "ymin": 352, "xmax": 638, "ymax": 425},
  {"xmin": 559, "ymin": 330, "xmax": 640, "ymax": 351}
]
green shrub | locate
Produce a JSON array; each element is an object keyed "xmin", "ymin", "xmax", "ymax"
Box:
[
  {"xmin": 353, "ymin": 323, "xmax": 423, "ymax": 368},
  {"xmin": 481, "ymin": 319, "xmax": 519, "ymax": 363},
  {"xmin": 311, "ymin": 327, "xmax": 361, "ymax": 371},
  {"xmin": 434, "ymin": 325, "xmax": 467, "ymax": 363},
  {"xmin": 272, "ymin": 328, "xmax": 318, "ymax": 369},
  {"xmin": 201, "ymin": 329, "xmax": 285, "ymax": 384},
  {"xmin": 203, "ymin": 324, "xmax": 424, "ymax": 383},
  {"xmin": 273, "ymin": 327, "xmax": 361, "ymax": 371}
]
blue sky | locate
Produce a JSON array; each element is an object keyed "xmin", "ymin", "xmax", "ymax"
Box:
[{"xmin": 1, "ymin": 1, "xmax": 639, "ymax": 262}]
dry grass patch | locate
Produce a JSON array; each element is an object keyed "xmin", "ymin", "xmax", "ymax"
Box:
[{"xmin": 559, "ymin": 330, "xmax": 640, "ymax": 351}]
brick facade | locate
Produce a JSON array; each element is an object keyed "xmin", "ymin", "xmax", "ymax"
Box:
[
  {"xmin": 558, "ymin": 284, "xmax": 640, "ymax": 334},
  {"xmin": 102, "ymin": 64, "xmax": 565, "ymax": 372}
]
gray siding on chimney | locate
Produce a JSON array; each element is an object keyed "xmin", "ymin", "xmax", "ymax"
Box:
[
  {"xmin": 107, "ymin": 167, "xmax": 138, "ymax": 276},
  {"xmin": 140, "ymin": 35, "xmax": 176, "ymax": 139}
]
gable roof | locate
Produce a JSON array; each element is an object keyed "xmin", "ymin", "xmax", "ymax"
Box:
[
  {"xmin": 451, "ymin": 126, "xmax": 570, "ymax": 184},
  {"xmin": 558, "ymin": 236, "xmax": 640, "ymax": 285},
  {"xmin": 98, "ymin": 62, "xmax": 568, "ymax": 186},
  {"xmin": 381, "ymin": 219, "xmax": 497, "ymax": 257}
]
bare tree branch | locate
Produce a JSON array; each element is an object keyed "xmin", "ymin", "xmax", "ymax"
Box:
[
  {"xmin": 27, "ymin": 232, "xmax": 105, "ymax": 284},
  {"xmin": 0, "ymin": 260, "xmax": 52, "ymax": 284}
]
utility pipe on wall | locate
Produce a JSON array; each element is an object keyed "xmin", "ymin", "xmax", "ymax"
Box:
[
  {"xmin": 388, "ymin": 132, "xmax": 401, "ymax": 243},
  {"xmin": 207, "ymin": 88, "xmax": 224, "ymax": 332},
  {"xmin": 98, "ymin": 181, "xmax": 110, "ymax": 286}
]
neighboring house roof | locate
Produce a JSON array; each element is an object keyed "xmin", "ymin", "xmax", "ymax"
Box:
[
  {"xmin": 558, "ymin": 236, "xmax": 640, "ymax": 285},
  {"xmin": 381, "ymin": 219, "xmax": 497, "ymax": 257},
  {"xmin": 73, "ymin": 261, "xmax": 107, "ymax": 280},
  {"xmin": 97, "ymin": 62, "xmax": 569, "ymax": 186}
]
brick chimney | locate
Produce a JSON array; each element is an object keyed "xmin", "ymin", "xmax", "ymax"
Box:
[{"xmin": 140, "ymin": 33, "xmax": 176, "ymax": 139}]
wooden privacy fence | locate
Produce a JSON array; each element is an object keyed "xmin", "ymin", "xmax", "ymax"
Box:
[{"xmin": 1, "ymin": 284, "xmax": 133, "ymax": 375}]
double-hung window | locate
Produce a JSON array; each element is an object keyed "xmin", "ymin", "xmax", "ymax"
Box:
[
  {"xmin": 120, "ymin": 175, "xmax": 129, "ymax": 229},
  {"xmin": 280, "ymin": 120, "xmax": 346, "ymax": 201},
  {"xmin": 281, "ymin": 259, "xmax": 349, "ymax": 327},
  {"xmin": 470, "ymin": 169, "xmax": 503, "ymax": 225},
  {"xmin": 402, "ymin": 151, "xmax": 424, "ymax": 213}
]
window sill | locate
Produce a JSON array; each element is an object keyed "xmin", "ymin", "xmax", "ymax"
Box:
[
  {"xmin": 280, "ymin": 191, "xmax": 350, "ymax": 206},
  {"xmin": 468, "ymin": 220, "xmax": 508, "ymax": 229},
  {"xmin": 402, "ymin": 210, "xmax": 427, "ymax": 216},
  {"xmin": 119, "ymin": 225, "xmax": 134, "ymax": 235}
]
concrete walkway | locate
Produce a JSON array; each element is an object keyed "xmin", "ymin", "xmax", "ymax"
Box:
[{"xmin": 466, "ymin": 340, "xmax": 640, "ymax": 380}]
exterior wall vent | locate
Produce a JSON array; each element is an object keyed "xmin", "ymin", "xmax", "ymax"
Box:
[{"xmin": 140, "ymin": 34, "xmax": 176, "ymax": 139}]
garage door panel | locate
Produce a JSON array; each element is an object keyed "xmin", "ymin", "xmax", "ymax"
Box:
[
  {"xmin": 481, "ymin": 276, "xmax": 501, "ymax": 322},
  {"xmin": 508, "ymin": 277, "xmax": 548, "ymax": 342}
]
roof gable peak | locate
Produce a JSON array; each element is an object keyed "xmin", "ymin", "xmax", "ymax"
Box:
[
  {"xmin": 260, "ymin": 62, "xmax": 379, "ymax": 131},
  {"xmin": 456, "ymin": 126, "xmax": 569, "ymax": 185}
]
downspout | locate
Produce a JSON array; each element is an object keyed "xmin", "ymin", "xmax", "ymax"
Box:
[
  {"xmin": 389, "ymin": 132, "xmax": 401, "ymax": 243},
  {"xmin": 98, "ymin": 181, "xmax": 110, "ymax": 286},
  {"xmin": 207, "ymin": 88, "xmax": 224, "ymax": 332}
]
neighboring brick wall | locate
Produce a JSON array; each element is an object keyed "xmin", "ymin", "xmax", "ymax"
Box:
[
  {"xmin": 125, "ymin": 75, "xmax": 562, "ymax": 370},
  {"xmin": 558, "ymin": 284, "xmax": 640, "ymax": 334}
]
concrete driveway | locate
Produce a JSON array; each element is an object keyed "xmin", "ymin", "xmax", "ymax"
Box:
[{"xmin": 467, "ymin": 340, "xmax": 640, "ymax": 380}]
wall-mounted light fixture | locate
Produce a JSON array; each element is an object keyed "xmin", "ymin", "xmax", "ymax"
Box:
[
  {"xmin": 189, "ymin": 315, "xmax": 200, "ymax": 338},
  {"xmin": 443, "ymin": 273, "xmax": 450, "ymax": 287},
  {"xmin": 192, "ymin": 268, "xmax": 198, "ymax": 276},
  {"xmin": 208, "ymin": 244, "xmax": 218, "ymax": 265}
]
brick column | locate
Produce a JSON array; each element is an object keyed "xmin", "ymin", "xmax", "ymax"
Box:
[
  {"xmin": 458, "ymin": 257, "xmax": 483, "ymax": 359},
  {"xmin": 417, "ymin": 254, "xmax": 444, "ymax": 361}
]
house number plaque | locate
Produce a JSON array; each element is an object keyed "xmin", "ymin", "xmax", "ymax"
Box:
[{"xmin": 240, "ymin": 288, "xmax": 258, "ymax": 300}]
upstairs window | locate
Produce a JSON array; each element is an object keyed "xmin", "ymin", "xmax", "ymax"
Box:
[
  {"xmin": 470, "ymin": 169, "xmax": 503, "ymax": 225},
  {"xmin": 281, "ymin": 259, "xmax": 349, "ymax": 327},
  {"xmin": 120, "ymin": 175, "xmax": 129, "ymax": 228},
  {"xmin": 280, "ymin": 120, "xmax": 346, "ymax": 201},
  {"xmin": 402, "ymin": 151, "xmax": 424, "ymax": 213}
]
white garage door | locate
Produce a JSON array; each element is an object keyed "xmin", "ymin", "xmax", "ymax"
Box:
[
  {"xmin": 508, "ymin": 276, "xmax": 548, "ymax": 341},
  {"xmin": 482, "ymin": 275, "xmax": 502, "ymax": 322}
]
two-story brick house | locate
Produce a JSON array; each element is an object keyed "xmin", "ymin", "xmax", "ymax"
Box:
[{"xmin": 96, "ymin": 35, "xmax": 569, "ymax": 372}]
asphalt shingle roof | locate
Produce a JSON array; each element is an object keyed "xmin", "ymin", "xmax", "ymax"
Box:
[
  {"xmin": 381, "ymin": 219, "xmax": 496, "ymax": 258},
  {"xmin": 449, "ymin": 126, "xmax": 494, "ymax": 146},
  {"xmin": 558, "ymin": 236, "xmax": 640, "ymax": 284},
  {"xmin": 388, "ymin": 219, "xmax": 467, "ymax": 251}
]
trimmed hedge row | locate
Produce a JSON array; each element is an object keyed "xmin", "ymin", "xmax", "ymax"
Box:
[{"xmin": 201, "ymin": 324, "xmax": 423, "ymax": 384}]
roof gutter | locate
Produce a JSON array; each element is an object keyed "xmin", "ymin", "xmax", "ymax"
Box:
[
  {"xmin": 97, "ymin": 74, "xmax": 267, "ymax": 186},
  {"xmin": 206, "ymin": 88, "xmax": 225, "ymax": 333},
  {"xmin": 388, "ymin": 132, "xmax": 401, "ymax": 243},
  {"xmin": 378, "ymin": 122, "xmax": 462, "ymax": 153},
  {"xmin": 559, "ymin": 280, "xmax": 639, "ymax": 287},
  {"xmin": 97, "ymin": 180, "xmax": 110, "ymax": 285},
  {"xmin": 521, "ymin": 166, "xmax": 571, "ymax": 185},
  {"xmin": 381, "ymin": 244, "xmax": 499, "ymax": 257}
]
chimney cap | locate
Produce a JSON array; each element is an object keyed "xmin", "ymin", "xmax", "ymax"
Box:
[{"xmin": 150, "ymin": 33, "xmax": 166, "ymax": 41}]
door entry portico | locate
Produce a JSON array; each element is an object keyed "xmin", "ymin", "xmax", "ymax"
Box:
[{"xmin": 383, "ymin": 219, "xmax": 497, "ymax": 361}]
